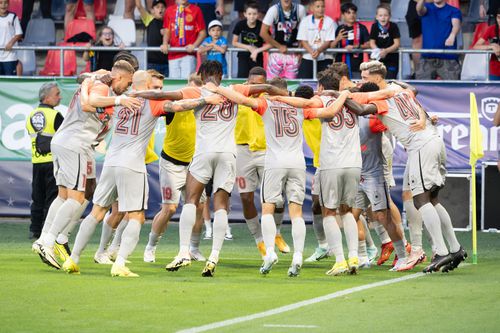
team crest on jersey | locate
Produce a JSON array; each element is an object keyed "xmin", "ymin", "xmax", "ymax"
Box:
[
  {"xmin": 186, "ymin": 14, "xmax": 193, "ymax": 23},
  {"xmin": 481, "ymin": 97, "xmax": 500, "ymax": 121}
]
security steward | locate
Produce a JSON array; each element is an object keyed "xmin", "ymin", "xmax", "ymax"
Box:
[{"xmin": 25, "ymin": 82, "xmax": 63, "ymax": 239}]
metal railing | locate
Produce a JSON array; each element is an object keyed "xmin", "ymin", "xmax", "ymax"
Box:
[{"xmin": 1, "ymin": 45, "xmax": 496, "ymax": 81}]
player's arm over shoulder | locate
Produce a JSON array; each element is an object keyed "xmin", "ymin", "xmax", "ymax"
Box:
[{"xmin": 215, "ymin": 85, "xmax": 258, "ymax": 109}]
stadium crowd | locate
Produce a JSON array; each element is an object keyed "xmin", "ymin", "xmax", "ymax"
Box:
[{"xmin": 0, "ymin": 0, "xmax": 499, "ymax": 79}]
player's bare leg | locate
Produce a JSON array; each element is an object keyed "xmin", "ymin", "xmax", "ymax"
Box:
[
  {"xmin": 144, "ymin": 203, "xmax": 177, "ymax": 262},
  {"xmin": 240, "ymin": 191, "xmax": 265, "ymax": 257},
  {"xmin": 287, "ymin": 202, "xmax": 306, "ymax": 277},
  {"xmin": 260, "ymin": 202, "xmax": 279, "ymax": 274},
  {"xmin": 166, "ymin": 172, "xmax": 204, "ymax": 271},
  {"xmin": 305, "ymin": 195, "xmax": 329, "ymax": 262}
]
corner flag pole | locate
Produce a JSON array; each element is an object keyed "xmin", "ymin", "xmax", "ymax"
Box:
[{"xmin": 469, "ymin": 93, "xmax": 483, "ymax": 265}]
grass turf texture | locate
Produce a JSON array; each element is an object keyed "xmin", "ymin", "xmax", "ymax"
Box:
[{"xmin": 1, "ymin": 220, "xmax": 499, "ymax": 333}]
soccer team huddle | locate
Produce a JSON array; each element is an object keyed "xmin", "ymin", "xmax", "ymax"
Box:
[{"xmin": 31, "ymin": 53, "xmax": 468, "ymax": 278}]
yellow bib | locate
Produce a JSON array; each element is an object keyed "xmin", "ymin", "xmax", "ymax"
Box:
[
  {"xmin": 162, "ymin": 111, "xmax": 196, "ymax": 163},
  {"xmin": 303, "ymin": 118, "xmax": 321, "ymax": 168},
  {"xmin": 235, "ymin": 103, "xmax": 266, "ymax": 151}
]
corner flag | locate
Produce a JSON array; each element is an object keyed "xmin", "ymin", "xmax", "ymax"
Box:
[{"xmin": 469, "ymin": 93, "xmax": 483, "ymax": 264}]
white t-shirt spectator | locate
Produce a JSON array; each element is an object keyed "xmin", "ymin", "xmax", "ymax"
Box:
[
  {"xmin": 262, "ymin": 4, "xmax": 307, "ymax": 46},
  {"xmin": 0, "ymin": 13, "xmax": 22, "ymax": 62},
  {"xmin": 297, "ymin": 14, "xmax": 337, "ymax": 61}
]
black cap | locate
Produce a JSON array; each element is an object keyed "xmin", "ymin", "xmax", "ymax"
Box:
[{"xmin": 152, "ymin": 0, "xmax": 166, "ymax": 7}]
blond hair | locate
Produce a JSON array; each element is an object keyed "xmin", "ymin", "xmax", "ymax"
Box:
[
  {"xmin": 188, "ymin": 73, "xmax": 203, "ymax": 87},
  {"xmin": 360, "ymin": 60, "xmax": 387, "ymax": 78},
  {"xmin": 112, "ymin": 60, "xmax": 135, "ymax": 74}
]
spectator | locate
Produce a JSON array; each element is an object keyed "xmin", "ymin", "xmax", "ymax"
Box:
[
  {"xmin": 296, "ymin": 0, "xmax": 336, "ymax": 79},
  {"xmin": 83, "ymin": 26, "xmax": 125, "ymax": 72},
  {"xmin": 232, "ymin": 1, "xmax": 269, "ymax": 78},
  {"xmin": 198, "ymin": 19, "xmax": 228, "ymax": 76},
  {"xmin": 21, "ymin": 0, "xmax": 51, "ymax": 36},
  {"xmin": 0, "ymin": 0, "xmax": 22, "ymax": 76},
  {"xmin": 370, "ymin": 4, "xmax": 400, "ymax": 79},
  {"xmin": 333, "ymin": 3, "xmax": 370, "ymax": 79},
  {"xmin": 235, "ymin": 0, "xmax": 273, "ymax": 19},
  {"xmin": 260, "ymin": 0, "xmax": 306, "ymax": 79},
  {"xmin": 474, "ymin": 8, "xmax": 500, "ymax": 81},
  {"xmin": 136, "ymin": 0, "xmax": 169, "ymax": 77},
  {"xmin": 124, "ymin": 0, "xmax": 135, "ymax": 19},
  {"xmin": 25, "ymin": 82, "xmax": 63, "ymax": 239},
  {"xmin": 65, "ymin": 0, "xmax": 94, "ymax": 29},
  {"xmin": 161, "ymin": 0, "xmax": 206, "ymax": 78},
  {"xmin": 191, "ymin": 0, "xmax": 224, "ymax": 30},
  {"xmin": 480, "ymin": 0, "xmax": 500, "ymax": 25},
  {"xmin": 415, "ymin": 0, "xmax": 462, "ymax": 80}
]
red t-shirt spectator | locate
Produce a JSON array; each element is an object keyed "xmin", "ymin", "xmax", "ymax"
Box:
[
  {"xmin": 481, "ymin": 25, "xmax": 500, "ymax": 76},
  {"xmin": 164, "ymin": 3, "xmax": 205, "ymax": 60}
]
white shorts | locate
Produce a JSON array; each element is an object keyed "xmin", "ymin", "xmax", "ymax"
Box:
[
  {"xmin": 381, "ymin": 133, "xmax": 395, "ymax": 188},
  {"xmin": 159, "ymin": 157, "xmax": 206, "ymax": 204},
  {"xmin": 311, "ymin": 168, "xmax": 320, "ymax": 196},
  {"xmin": 52, "ymin": 143, "xmax": 92, "ymax": 192},
  {"xmin": 354, "ymin": 176, "xmax": 390, "ymax": 211},
  {"xmin": 236, "ymin": 145, "xmax": 265, "ymax": 193},
  {"xmin": 87, "ymin": 153, "xmax": 96, "ymax": 180},
  {"xmin": 261, "ymin": 168, "xmax": 306, "ymax": 206},
  {"xmin": 93, "ymin": 166, "xmax": 148, "ymax": 212},
  {"xmin": 188, "ymin": 152, "xmax": 236, "ymax": 195},
  {"xmin": 407, "ymin": 137, "xmax": 447, "ymax": 196},
  {"xmin": 319, "ymin": 168, "xmax": 361, "ymax": 210}
]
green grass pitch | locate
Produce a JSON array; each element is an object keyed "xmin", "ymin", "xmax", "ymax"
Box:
[{"xmin": 1, "ymin": 220, "xmax": 499, "ymax": 333}]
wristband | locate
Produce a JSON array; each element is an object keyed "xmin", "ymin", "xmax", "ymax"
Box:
[{"xmin": 115, "ymin": 96, "xmax": 122, "ymax": 106}]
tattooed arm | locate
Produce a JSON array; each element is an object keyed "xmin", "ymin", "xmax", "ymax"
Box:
[{"xmin": 130, "ymin": 89, "xmax": 184, "ymax": 100}]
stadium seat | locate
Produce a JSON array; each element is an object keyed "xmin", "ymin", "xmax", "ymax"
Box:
[
  {"xmin": 397, "ymin": 22, "xmax": 412, "ymax": 48},
  {"xmin": 352, "ymin": 0, "xmax": 379, "ymax": 20},
  {"xmin": 108, "ymin": 18, "xmax": 136, "ymax": 46},
  {"xmin": 471, "ymin": 22, "xmax": 489, "ymax": 47},
  {"xmin": 447, "ymin": 0, "xmax": 460, "ymax": 9},
  {"xmin": 461, "ymin": 53, "xmax": 489, "ymax": 80},
  {"xmin": 23, "ymin": 19, "xmax": 56, "ymax": 46},
  {"xmin": 51, "ymin": 0, "xmax": 65, "ymax": 20},
  {"xmin": 75, "ymin": 0, "xmax": 107, "ymax": 21},
  {"xmin": 39, "ymin": 43, "xmax": 77, "ymax": 76},
  {"xmin": 8, "ymin": 0, "xmax": 22, "ymax": 18},
  {"xmin": 113, "ymin": 0, "xmax": 144, "ymax": 20},
  {"xmin": 391, "ymin": 0, "xmax": 408, "ymax": 22},
  {"xmin": 65, "ymin": 18, "xmax": 96, "ymax": 41},
  {"xmin": 16, "ymin": 49, "xmax": 36, "ymax": 76},
  {"xmin": 325, "ymin": 0, "xmax": 341, "ymax": 22}
]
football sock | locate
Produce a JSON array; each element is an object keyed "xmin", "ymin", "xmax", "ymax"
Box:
[
  {"xmin": 358, "ymin": 240, "xmax": 368, "ymax": 259},
  {"xmin": 393, "ymin": 240, "xmax": 407, "ymax": 260},
  {"xmin": 434, "ymin": 203, "xmax": 461, "ymax": 253},
  {"xmin": 313, "ymin": 213, "xmax": 327, "ymax": 248},
  {"xmin": 342, "ymin": 213, "xmax": 359, "ymax": 259},
  {"xmin": 261, "ymin": 214, "xmax": 277, "ymax": 255},
  {"xmin": 204, "ymin": 219, "xmax": 212, "ymax": 234},
  {"xmin": 44, "ymin": 198, "xmax": 81, "ymax": 247},
  {"xmin": 115, "ymin": 219, "xmax": 141, "ymax": 266},
  {"xmin": 146, "ymin": 231, "xmax": 161, "ymax": 250},
  {"xmin": 40, "ymin": 196, "xmax": 65, "ymax": 241},
  {"xmin": 274, "ymin": 211, "xmax": 284, "ymax": 234},
  {"xmin": 404, "ymin": 199, "xmax": 423, "ymax": 250},
  {"xmin": 418, "ymin": 203, "xmax": 448, "ymax": 256},
  {"xmin": 96, "ymin": 220, "xmax": 113, "ymax": 254},
  {"xmin": 360, "ymin": 215, "xmax": 375, "ymax": 248},
  {"xmin": 179, "ymin": 203, "xmax": 196, "ymax": 258},
  {"xmin": 209, "ymin": 209, "xmax": 228, "ymax": 263},
  {"xmin": 70, "ymin": 214, "xmax": 99, "ymax": 264},
  {"xmin": 373, "ymin": 221, "xmax": 391, "ymax": 244},
  {"xmin": 245, "ymin": 216, "xmax": 262, "ymax": 244},
  {"xmin": 108, "ymin": 219, "xmax": 128, "ymax": 254},
  {"xmin": 57, "ymin": 199, "xmax": 89, "ymax": 244},
  {"xmin": 291, "ymin": 217, "xmax": 306, "ymax": 257},
  {"xmin": 323, "ymin": 215, "xmax": 345, "ymax": 263},
  {"xmin": 190, "ymin": 228, "xmax": 201, "ymax": 251}
]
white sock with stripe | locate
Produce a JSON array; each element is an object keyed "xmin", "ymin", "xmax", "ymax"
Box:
[
  {"xmin": 323, "ymin": 215, "xmax": 345, "ymax": 263},
  {"xmin": 209, "ymin": 209, "xmax": 228, "ymax": 263},
  {"xmin": 115, "ymin": 219, "xmax": 142, "ymax": 266},
  {"xmin": 70, "ymin": 214, "xmax": 99, "ymax": 264},
  {"xmin": 261, "ymin": 214, "xmax": 277, "ymax": 255},
  {"xmin": 179, "ymin": 203, "xmax": 196, "ymax": 258}
]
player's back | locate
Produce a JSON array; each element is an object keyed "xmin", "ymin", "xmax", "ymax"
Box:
[
  {"xmin": 52, "ymin": 87, "xmax": 110, "ymax": 153},
  {"xmin": 257, "ymin": 98, "xmax": 305, "ymax": 170},
  {"xmin": 378, "ymin": 90, "xmax": 437, "ymax": 151},
  {"xmin": 359, "ymin": 116, "xmax": 384, "ymax": 178},
  {"xmin": 318, "ymin": 95, "xmax": 361, "ymax": 170},
  {"xmin": 104, "ymin": 98, "xmax": 161, "ymax": 173}
]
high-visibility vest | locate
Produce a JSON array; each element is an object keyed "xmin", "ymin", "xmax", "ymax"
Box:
[{"xmin": 25, "ymin": 106, "xmax": 59, "ymax": 164}]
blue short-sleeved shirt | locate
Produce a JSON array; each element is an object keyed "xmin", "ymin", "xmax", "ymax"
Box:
[
  {"xmin": 421, "ymin": 3, "xmax": 462, "ymax": 60},
  {"xmin": 202, "ymin": 36, "xmax": 228, "ymax": 75}
]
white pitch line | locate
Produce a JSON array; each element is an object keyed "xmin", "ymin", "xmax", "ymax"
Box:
[
  {"xmin": 263, "ymin": 324, "xmax": 319, "ymax": 328},
  {"xmin": 176, "ymin": 272, "xmax": 425, "ymax": 333}
]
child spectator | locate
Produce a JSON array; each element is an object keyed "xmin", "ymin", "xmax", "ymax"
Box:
[
  {"xmin": 260, "ymin": 0, "xmax": 306, "ymax": 79},
  {"xmin": 0, "ymin": 0, "xmax": 22, "ymax": 76},
  {"xmin": 198, "ymin": 19, "xmax": 228, "ymax": 76},
  {"xmin": 296, "ymin": 0, "xmax": 337, "ymax": 79},
  {"xmin": 370, "ymin": 4, "xmax": 400, "ymax": 79},
  {"xmin": 136, "ymin": 0, "xmax": 169, "ymax": 77},
  {"xmin": 474, "ymin": 8, "xmax": 500, "ymax": 80},
  {"xmin": 83, "ymin": 26, "xmax": 125, "ymax": 71},
  {"xmin": 161, "ymin": 0, "xmax": 206, "ymax": 78},
  {"xmin": 415, "ymin": 0, "xmax": 462, "ymax": 80},
  {"xmin": 333, "ymin": 3, "xmax": 370, "ymax": 79},
  {"xmin": 232, "ymin": 1, "xmax": 269, "ymax": 78}
]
